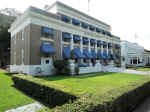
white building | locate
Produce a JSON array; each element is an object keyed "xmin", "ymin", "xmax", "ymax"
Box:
[
  {"xmin": 144, "ymin": 49, "xmax": 150, "ymax": 66},
  {"xmin": 121, "ymin": 40, "xmax": 144, "ymax": 67}
]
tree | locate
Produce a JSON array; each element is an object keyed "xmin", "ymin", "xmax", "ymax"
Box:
[{"xmin": 0, "ymin": 24, "xmax": 11, "ymax": 67}]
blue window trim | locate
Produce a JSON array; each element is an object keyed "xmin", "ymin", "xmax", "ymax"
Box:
[
  {"xmin": 91, "ymin": 50, "xmax": 97, "ymax": 59},
  {"xmin": 61, "ymin": 15, "xmax": 71, "ymax": 23},
  {"xmin": 83, "ymin": 49, "xmax": 93, "ymax": 59},
  {"xmin": 97, "ymin": 50, "xmax": 103, "ymax": 59}
]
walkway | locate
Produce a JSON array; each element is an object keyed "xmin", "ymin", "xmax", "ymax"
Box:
[
  {"xmin": 121, "ymin": 69, "xmax": 150, "ymax": 75},
  {"xmin": 6, "ymin": 103, "xmax": 42, "ymax": 112}
]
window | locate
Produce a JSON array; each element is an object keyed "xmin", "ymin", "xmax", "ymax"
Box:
[
  {"xmin": 46, "ymin": 60, "xmax": 50, "ymax": 64},
  {"xmin": 21, "ymin": 30, "xmax": 24, "ymax": 40},
  {"xmin": 21, "ymin": 49, "xmax": 24, "ymax": 64}
]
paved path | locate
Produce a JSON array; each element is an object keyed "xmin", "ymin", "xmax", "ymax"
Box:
[
  {"xmin": 133, "ymin": 97, "xmax": 150, "ymax": 112},
  {"xmin": 122, "ymin": 69, "xmax": 150, "ymax": 75},
  {"xmin": 6, "ymin": 103, "xmax": 43, "ymax": 112}
]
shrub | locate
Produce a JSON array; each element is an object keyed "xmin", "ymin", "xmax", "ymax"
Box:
[
  {"xmin": 74, "ymin": 66, "xmax": 79, "ymax": 75},
  {"xmin": 53, "ymin": 60, "xmax": 70, "ymax": 75},
  {"xmin": 12, "ymin": 75, "xmax": 77, "ymax": 108}
]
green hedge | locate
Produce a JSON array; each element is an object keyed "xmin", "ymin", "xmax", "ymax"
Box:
[
  {"xmin": 52, "ymin": 78, "xmax": 150, "ymax": 112},
  {"xmin": 12, "ymin": 75, "xmax": 77, "ymax": 108}
]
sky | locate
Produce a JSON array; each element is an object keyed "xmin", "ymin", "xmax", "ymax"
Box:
[{"xmin": 1, "ymin": 0, "xmax": 150, "ymax": 50}]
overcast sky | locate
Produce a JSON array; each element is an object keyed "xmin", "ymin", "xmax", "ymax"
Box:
[{"xmin": 1, "ymin": 0, "xmax": 150, "ymax": 50}]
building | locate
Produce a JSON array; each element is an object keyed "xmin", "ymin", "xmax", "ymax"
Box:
[
  {"xmin": 121, "ymin": 40, "xmax": 144, "ymax": 67},
  {"xmin": 9, "ymin": 1, "xmax": 121, "ymax": 76},
  {"xmin": 144, "ymin": 49, "xmax": 150, "ymax": 66}
]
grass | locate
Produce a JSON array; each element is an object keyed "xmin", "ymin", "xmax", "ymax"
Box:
[
  {"xmin": 17, "ymin": 72, "xmax": 146, "ymax": 96},
  {"xmin": 0, "ymin": 69, "xmax": 34, "ymax": 112},
  {"xmin": 129, "ymin": 67, "xmax": 150, "ymax": 71}
]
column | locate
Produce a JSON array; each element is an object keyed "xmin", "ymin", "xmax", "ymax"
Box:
[
  {"xmin": 80, "ymin": 37, "xmax": 83, "ymax": 64},
  {"xmin": 70, "ymin": 34, "xmax": 74, "ymax": 50},
  {"xmin": 101, "ymin": 45, "xmax": 103, "ymax": 54},
  {"xmin": 88, "ymin": 39, "xmax": 92, "ymax": 66},
  {"xmin": 95, "ymin": 40, "xmax": 97, "ymax": 53}
]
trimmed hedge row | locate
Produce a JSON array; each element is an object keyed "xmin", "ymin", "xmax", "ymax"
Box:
[
  {"xmin": 12, "ymin": 75, "xmax": 77, "ymax": 108},
  {"xmin": 52, "ymin": 77, "xmax": 150, "ymax": 112}
]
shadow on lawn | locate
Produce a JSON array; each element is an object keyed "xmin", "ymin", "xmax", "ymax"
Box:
[{"xmin": 39, "ymin": 72, "xmax": 115, "ymax": 82}]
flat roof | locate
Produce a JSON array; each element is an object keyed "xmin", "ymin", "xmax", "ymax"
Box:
[{"xmin": 50, "ymin": 1, "xmax": 110, "ymax": 27}]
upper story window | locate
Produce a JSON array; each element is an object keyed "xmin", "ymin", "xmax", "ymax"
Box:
[
  {"xmin": 105, "ymin": 31, "xmax": 112, "ymax": 37},
  {"xmin": 81, "ymin": 22, "xmax": 88, "ymax": 29},
  {"xmin": 115, "ymin": 44, "xmax": 121, "ymax": 49},
  {"xmin": 97, "ymin": 40, "xmax": 102, "ymax": 47},
  {"xmin": 41, "ymin": 27, "xmax": 54, "ymax": 38},
  {"xmin": 72, "ymin": 18, "xmax": 80, "ymax": 26},
  {"xmin": 21, "ymin": 29, "xmax": 24, "ymax": 40},
  {"xmin": 89, "ymin": 25, "xmax": 95, "ymax": 31},
  {"xmin": 73, "ymin": 35, "xmax": 81, "ymax": 43},
  {"xmin": 61, "ymin": 15, "xmax": 71, "ymax": 23},
  {"xmin": 103, "ymin": 41, "xmax": 107, "ymax": 48},
  {"xmin": 62, "ymin": 32, "xmax": 71, "ymax": 42},
  {"xmin": 82, "ymin": 37, "xmax": 89, "ymax": 45},
  {"xmin": 90, "ymin": 39, "xmax": 96, "ymax": 45},
  {"xmin": 108, "ymin": 43, "xmax": 112, "ymax": 48}
]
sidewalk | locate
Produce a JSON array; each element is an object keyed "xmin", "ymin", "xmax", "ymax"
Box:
[{"xmin": 121, "ymin": 69, "xmax": 150, "ymax": 75}]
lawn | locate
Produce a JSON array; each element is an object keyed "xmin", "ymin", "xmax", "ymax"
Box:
[
  {"xmin": 129, "ymin": 67, "xmax": 150, "ymax": 71},
  {"xmin": 17, "ymin": 72, "xmax": 146, "ymax": 96},
  {"xmin": 0, "ymin": 69, "xmax": 34, "ymax": 112}
]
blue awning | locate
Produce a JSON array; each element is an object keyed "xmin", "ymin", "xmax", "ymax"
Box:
[
  {"xmin": 97, "ymin": 50, "xmax": 103, "ymax": 59},
  {"xmin": 97, "ymin": 40, "xmax": 102, "ymax": 46},
  {"xmin": 74, "ymin": 48, "xmax": 84, "ymax": 59},
  {"xmin": 105, "ymin": 32, "xmax": 112, "ymax": 37},
  {"xmin": 62, "ymin": 32, "xmax": 71, "ymax": 39},
  {"xmin": 91, "ymin": 50, "xmax": 97, "ymax": 59},
  {"xmin": 81, "ymin": 22, "xmax": 88, "ymax": 29},
  {"xmin": 42, "ymin": 27, "xmax": 54, "ymax": 35},
  {"xmin": 63, "ymin": 47, "xmax": 70, "ymax": 59},
  {"xmin": 61, "ymin": 15, "xmax": 71, "ymax": 23},
  {"xmin": 90, "ymin": 39, "xmax": 96, "ymax": 44},
  {"xmin": 89, "ymin": 25, "xmax": 95, "ymax": 31},
  {"xmin": 83, "ymin": 49, "xmax": 93, "ymax": 59},
  {"xmin": 108, "ymin": 51, "xmax": 112, "ymax": 59},
  {"xmin": 108, "ymin": 43, "xmax": 112, "ymax": 47},
  {"xmin": 115, "ymin": 44, "xmax": 121, "ymax": 49},
  {"xmin": 103, "ymin": 51, "xmax": 109, "ymax": 59},
  {"xmin": 73, "ymin": 35, "xmax": 81, "ymax": 41},
  {"xmin": 102, "ymin": 30, "xmax": 106, "ymax": 35},
  {"xmin": 41, "ymin": 44, "xmax": 56, "ymax": 54},
  {"xmin": 103, "ymin": 42, "xmax": 107, "ymax": 47},
  {"xmin": 116, "ymin": 52, "xmax": 121, "ymax": 58},
  {"xmin": 83, "ymin": 37, "xmax": 89, "ymax": 44},
  {"xmin": 72, "ymin": 18, "xmax": 80, "ymax": 26}
]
